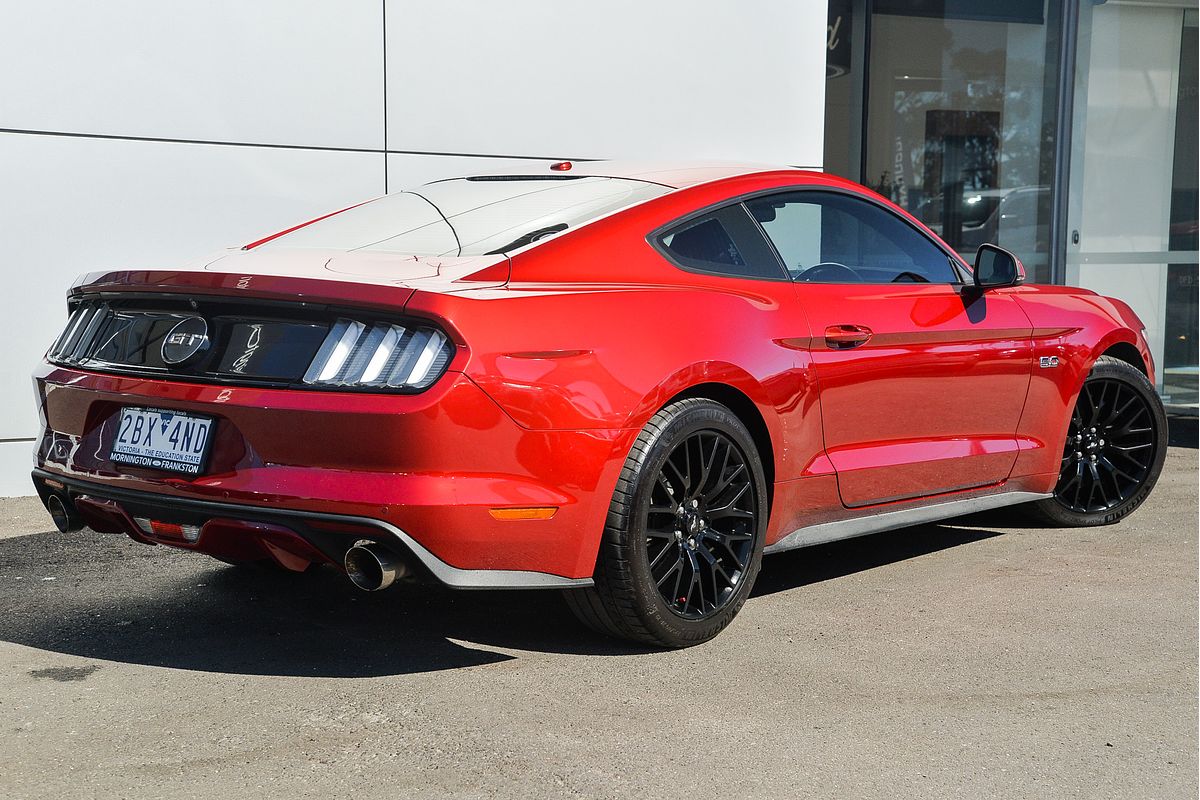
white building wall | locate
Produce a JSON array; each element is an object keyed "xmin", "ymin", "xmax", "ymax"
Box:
[{"xmin": 0, "ymin": 0, "xmax": 828, "ymax": 496}]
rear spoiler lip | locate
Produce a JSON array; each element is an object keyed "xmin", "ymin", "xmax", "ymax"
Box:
[
  {"xmin": 68, "ymin": 252, "xmax": 512, "ymax": 310},
  {"xmin": 68, "ymin": 269, "xmax": 419, "ymax": 313}
]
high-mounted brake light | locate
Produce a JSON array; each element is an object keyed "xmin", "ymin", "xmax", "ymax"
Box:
[{"xmin": 549, "ymin": 161, "xmax": 573, "ymax": 171}]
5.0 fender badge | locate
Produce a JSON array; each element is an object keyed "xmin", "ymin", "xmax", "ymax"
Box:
[{"xmin": 1039, "ymin": 355, "xmax": 1061, "ymax": 368}]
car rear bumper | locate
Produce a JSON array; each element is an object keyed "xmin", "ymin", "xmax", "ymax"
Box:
[
  {"xmin": 31, "ymin": 469, "xmax": 593, "ymax": 589},
  {"xmin": 32, "ymin": 363, "xmax": 634, "ymax": 583}
]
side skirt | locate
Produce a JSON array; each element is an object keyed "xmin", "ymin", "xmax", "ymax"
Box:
[{"xmin": 763, "ymin": 490, "xmax": 1052, "ymax": 555}]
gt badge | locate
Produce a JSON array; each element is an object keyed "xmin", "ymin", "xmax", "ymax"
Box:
[
  {"xmin": 161, "ymin": 317, "xmax": 210, "ymax": 365},
  {"xmin": 1039, "ymin": 356, "xmax": 1060, "ymax": 368}
]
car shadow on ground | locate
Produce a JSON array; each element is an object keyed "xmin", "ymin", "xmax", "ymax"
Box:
[
  {"xmin": 0, "ymin": 518, "xmax": 1011, "ymax": 678},
  {"xmin": 752, "ymin": 523, "xmax": 1003, "ymax": 597}
]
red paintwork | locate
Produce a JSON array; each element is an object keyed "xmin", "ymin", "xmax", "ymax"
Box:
[{"xmin": 32, "ymin": 168, "xmax": 1153, "ymax": 581}]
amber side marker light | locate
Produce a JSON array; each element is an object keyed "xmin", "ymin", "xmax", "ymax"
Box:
[{"xmin": 489, "ymin": 507, "xmax": 558, "ymax": 521}]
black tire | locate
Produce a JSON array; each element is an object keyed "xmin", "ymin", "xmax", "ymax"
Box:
[
  {"xmin": 1026, "ymin": 355, "xmax": 1167, "ymax": 527},
  {"xmin": 564, "ymin": 398, "xmax": 768, "ymax": 648}
]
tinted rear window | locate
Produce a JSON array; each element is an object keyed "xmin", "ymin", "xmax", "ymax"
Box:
[
  {"xmin": 657, "ymin": 204, "xmax": 788, "ymax": 280},
  {"xmin": 257, "ymin": 176, "xmax": 670, "ymax": 256}
]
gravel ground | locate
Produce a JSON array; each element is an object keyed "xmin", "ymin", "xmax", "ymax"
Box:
[{"xmin": 0, "ymin": 443, "xmax": 1195, "ymax": 800}]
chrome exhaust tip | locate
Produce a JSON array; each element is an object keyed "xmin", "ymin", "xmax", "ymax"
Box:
[
  {"xmin": 45, "ymin": 494, "xmax": 83, "ymax": 533},
  {"xmin": 344, "ymin": 542, "xmax": 409, "ymax": 592}
]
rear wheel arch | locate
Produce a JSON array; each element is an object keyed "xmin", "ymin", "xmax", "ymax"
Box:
[
  {"xmin": 565, "ymin": 395, "xmax": 770, "ymax": 646},
  {"xmin": 668, "ymin": 382, "xmax": 776, "ymax": 503},
  {"xmin": 577, "ymin": 379, "xmax": 778, "ymax": 587}
]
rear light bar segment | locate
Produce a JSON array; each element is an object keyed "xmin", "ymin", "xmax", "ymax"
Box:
[
  {"xmin": 47, "ymin": 302, "xmax": 110, "ymax": 364},
  {"xmin": 302, "ymin": 318, "xmax": 455, "ymax": 389}
]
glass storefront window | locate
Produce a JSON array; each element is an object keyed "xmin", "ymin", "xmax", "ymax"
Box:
[
  {"xmin": 858, "ymin": 1, "xmax": 1063, "ymax": 281},
  {"xmin": 823, "ymin": 0, "xmax": 867, "ymax": 181},
  {"xmin": 1067, "ymin": 3, "xmax": 1198, "ymax": 406},
  {"xmin": 1165, "ymin": 20, "xmax": 1198, "ymax": 406},
  {"xmin": 822, "ymin": 0, "xmax": 1199, "ymax": 408}
]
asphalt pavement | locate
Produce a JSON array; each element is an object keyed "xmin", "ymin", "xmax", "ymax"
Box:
[{"xmin": 0, "ymin": 438, "xmax": 1196, "ymax": 799}]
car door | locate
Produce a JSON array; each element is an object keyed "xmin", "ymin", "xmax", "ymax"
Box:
[{"xmin": 746, "ymin": 189, "xmax": 1034, "ymax": 508}]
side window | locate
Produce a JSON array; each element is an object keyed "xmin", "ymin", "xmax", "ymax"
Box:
[
  {"xmin": 657, "ymin": 204, "xmax": 787, "ymax": 280},
  {"xmin": 746, "ymin": 191, "xmax": 960, "ymax": 284}
]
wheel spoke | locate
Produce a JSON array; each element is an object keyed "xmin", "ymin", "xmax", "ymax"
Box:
[
  {"xmin": 1109, "ymin": 406, "xmax": 1149, "ymax": 437},
  {"xmin": 1059, "ymin": 466, "xmax": 1082, "ymax": 493},
  {"xmin": 1099, "ymin": 456, "xmax": 1137, "ymax": 484},
  {"xmin": 709, "ymin": 462, "xmax": 746, "ymax": 500},
  {"xmin": 649, "ymin": 540, "xmax": 678, "ymax": 571},
  {"xmin": 1105, "ymin": 393, "xmax": 1138, "ymax": 427},
  {"xmin": 663, "ymin": 457, "xmax": 688, "ymax": 498},
  {"xmin": 1109, "ymin": 448, "xmax": 1150, "ymax": 472},
  {"xmin": 1082, "ymin": 383, "xmax": 1099, "ymax": 427},
  {"xmin": 654, "ymin": 473, "xmax": 679, "ymax": 508},
  {"xmin": 1112, "ymin": 442, "xmax": 1153, "ymax": 452},
  {"xmin": 704, "ymin": 531, "xmax": 748, "ymax": 571},
  {"xmin": 1090, "ymin": 381, "xmax": 1108, "ymax": 426},
  {"xmin": 696, "ymin": 434, "xmax": 719, "ymax": 497},
  {"xmin": 1071, "ymin": 461, "xmax": 1086, "ymax": 509},
  {"xmin": 1090, "ymin": 461, "xmax": 1110, "ymax": 508},
  {"xmin": 685, "ymin": 558, "xmax": 701, "ymax": 611},
  {"xmin": 1100, "ymin": 458, "xmax": 1127, "ymax": 501},
  {"xmin": 709, "ymin": 481, "xmax": 750, "ymax": 514},
  {"xmin": 682, "ymin": 436, "xmax": 696, "ymax": 495},
  {"xmin": 695, "ymin": 545, "xmax": 732, "ymax": 602},
  {"xmin": 707, "ymin": 441, "xmax": 732, "ymax": 498},
  {"xmin": 656, "ymin": 559, "xmax": 681, "ymax": 589}
]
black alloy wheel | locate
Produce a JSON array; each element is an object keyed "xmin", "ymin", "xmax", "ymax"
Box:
[
  {"xmin": 1056, "ymin": 378, "xmax": 1157, "ymax": 513},
  {"xmin": 564, "ymin": 398, "xmax": 768, "ymax": 648},
  {"xmin": 645, "ymin": 431, "xmax": 757, "ymax": 619},
  {"xmin": 1029, "ymin": 355, "xmax": 1167, "ymax": 527}
]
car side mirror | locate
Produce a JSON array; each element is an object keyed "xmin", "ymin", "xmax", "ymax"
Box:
[{"xmin": 973, "ymin": 244, "xmax": 1025, "ymax": 289}]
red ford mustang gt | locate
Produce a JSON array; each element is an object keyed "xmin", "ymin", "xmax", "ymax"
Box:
[{"xmin": 32, "ymin": 162, "xmax": 1168, "ymax": 647}]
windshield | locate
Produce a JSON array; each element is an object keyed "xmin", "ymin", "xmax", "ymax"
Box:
[{"xmin": 257, "ymin": 176, "xmax": 671, "ymax": 256}]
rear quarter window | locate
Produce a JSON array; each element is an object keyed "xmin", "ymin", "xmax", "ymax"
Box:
[{"xmin": 656, "ymin": 204, "xmax": 787, "ymax": 281}]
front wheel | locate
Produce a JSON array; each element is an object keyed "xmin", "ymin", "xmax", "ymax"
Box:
[
  {"xmin": 564, "ymin": 398, "xmax": 768, "ymax": 648},
  {"xmin": 1027, "ymin": 355, "xmax": 1168, "ymax": 527}
]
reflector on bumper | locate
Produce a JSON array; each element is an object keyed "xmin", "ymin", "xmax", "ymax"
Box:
[{"xmin": 133, "ymin": 516, "xmax": 201, "ymax": 542}]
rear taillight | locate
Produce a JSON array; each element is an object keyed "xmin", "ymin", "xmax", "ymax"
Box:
[
  {"xmin": 302, "ymin": 318, "xmax": 455, "ymax": 389},
  {"xmin": 47, "ymin": 302, "xmax": 108, "ymax": 364}
]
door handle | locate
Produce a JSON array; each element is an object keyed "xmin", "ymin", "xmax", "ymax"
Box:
[{"xmin": 824, "ymin": 324, "xmax": 873, "ymax": 349}]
